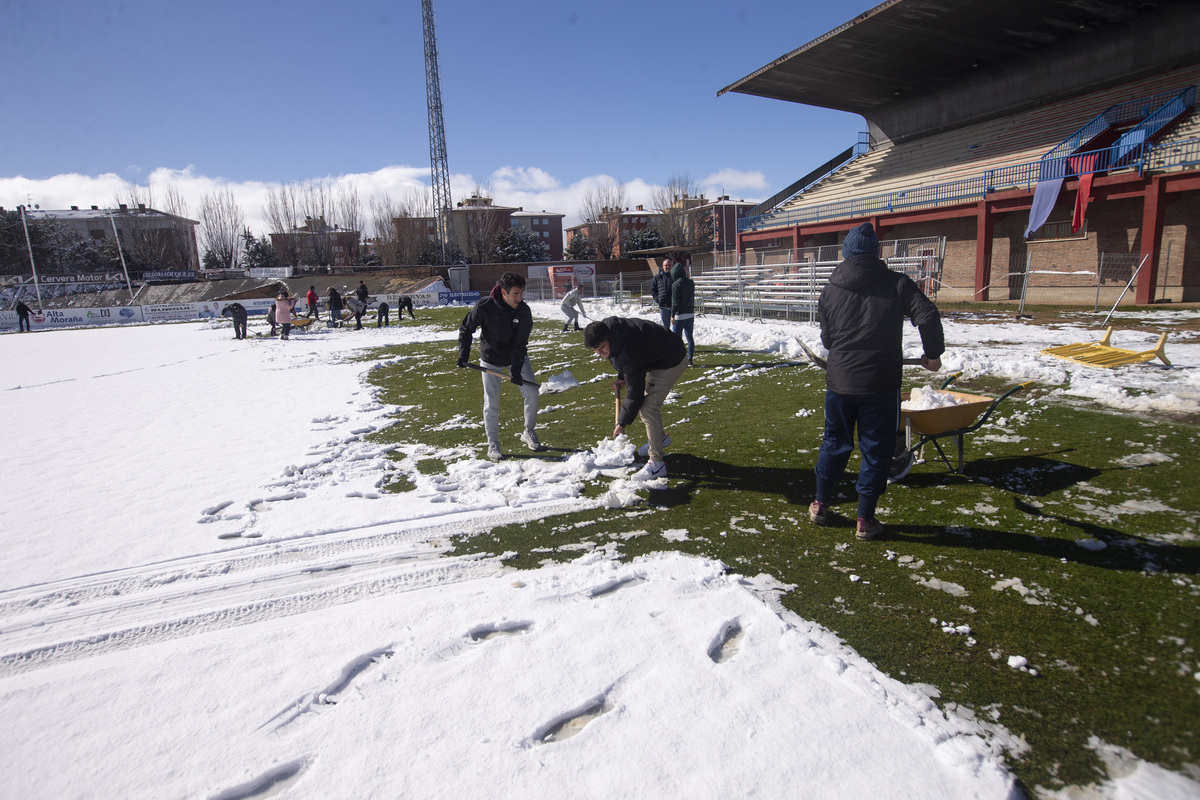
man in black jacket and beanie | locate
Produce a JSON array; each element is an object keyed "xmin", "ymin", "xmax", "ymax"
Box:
[
  {"xmin": 458, "ymin": 272, "xmax": 541, "ymax": 461},
  {"xmin": 811, "ymin": 222, "xmax": 944, "ymax": 540},
  {"xmin": 584, "ymin": 316, "xmax": 687, "ymax": 480}
]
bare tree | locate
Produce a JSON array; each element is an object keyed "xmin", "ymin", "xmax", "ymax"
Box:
[
  {"xmin": 458, "ymin": 184, "xmax": 506, "ymax": 265},
  {"xmin": 264, "ymin": 185, "xmax": 302, "ymax": 266},
  {"xmin": 111, "ymin": 182, "xmax": 195, "ymax": 270},
  {"xmin": 160, "ymin": 183, "xmax": 199, "ymax": 269},
  {"xmin": 199, "ymin": 187, "xmax": 245, "ymax": 270},
  {"xmin": 578, "ymin": 180, "xmax": 627, "ymax": 260},
  {"xmin": 297, "ymin": 181, "xmax": 334, "ymax": 266},
  {"xmin": 334, "ymin": 183, "xmax": 363, "ymax": 264},
  {"xmin": 394, "ymin": 188, "xmax": 433, "ymax": 265},
  {"xmin": 651, "ymin": 172, "xmax": 704, "ymax": 247},
  {"xmin": 369, "ymin": 194, "xmax": 402, "ymax": 267}
]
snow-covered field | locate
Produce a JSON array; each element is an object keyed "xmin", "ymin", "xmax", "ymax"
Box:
[{"xmin": 2, "ymin": 301, "xmax": 1199, "ymax": 799}]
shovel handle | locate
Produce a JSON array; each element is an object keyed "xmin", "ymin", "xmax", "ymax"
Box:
[{"xmin": 463, "ymin": 362, "xmax": 540, "ymax": 388}]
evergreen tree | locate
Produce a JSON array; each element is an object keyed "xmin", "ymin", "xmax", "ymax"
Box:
[
  {"xmin": 622, "ymin": 226, "xmax": 664, "ymax": 254},
  {"xmin": 241, "ymin": 229, "xmax": 279, "ymax": 270},
  {"xmin": 492, "ymin": 226, "xmax": 549, "ymax": 263},
  {"xmin": 565, "ymin": 234, "xmax": 596, "ymax": 261}
]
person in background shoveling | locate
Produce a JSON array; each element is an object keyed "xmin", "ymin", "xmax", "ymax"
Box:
[
  {"xmin": 584, "ymin": 316, "xmax": 687, "ymax": 481},
  {"xmin": 397, "ymin": 294, "xmax": 417, "ymax": 320},
  {"xmin": 457, "ymin": 271, "xmax": 541, "ymax": 462},
  {"xmin": 810, "ymin": 222, "xmax": 943, "ymax": 541},
  {"xmin": 305, "ymin": 286, "xmax": 320, "ymax": 319},
  {"xmin": 15, "ymin": 300, "xmax": 33, "ymax": 332},
  {"xmin": 221, "ymin": 303, "xmax": 248, "ymax": 340},
  {"xmin": 326, "ymin": 286, "xmax": 344, "ymax": 328},
  {"xmin": 346, "ymin": 295, "xmax": 367, "ymax": 330},
  {"xmin": 560, "ymin": 282, "xmax": 586, "ymax": 332},
  {"xmin": 276, "ymin": 290, "xmax": 297, "ymax": 340}
]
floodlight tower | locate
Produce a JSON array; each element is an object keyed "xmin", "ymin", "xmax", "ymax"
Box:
[{"xmin": 422, "ymin": 0, "xmax": 456, "ymax": 265}]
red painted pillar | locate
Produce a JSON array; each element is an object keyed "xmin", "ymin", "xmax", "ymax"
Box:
[
  {"xmin": 1136, "ymin": 177, "xmax": 1165, "ymax": 305},
  {"xmin": 975, "ymin": 201, "xmax": 994, "ymax": 302}
]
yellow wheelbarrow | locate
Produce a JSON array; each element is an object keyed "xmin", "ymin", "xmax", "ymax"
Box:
[{"xmin": 890, "ymin": 374, "xmax": 1034, "ymax": 480}]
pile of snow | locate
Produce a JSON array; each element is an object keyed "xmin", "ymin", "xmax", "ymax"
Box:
[
  {"xmin": 903, "ymin": 385, "xmax": 971, "ymax": 411},
  {"xmin": 539, "ymin": 369, "xmax": 580, "ymax": 395}
]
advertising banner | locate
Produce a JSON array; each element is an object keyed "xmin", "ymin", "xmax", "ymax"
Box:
[
  {"xmin": 142, "ymin": 270, "xmax": 199, "ymax": 282},
  {"xmin": 214, "ymin": 299, "xmax": 276, "ymax": 318},
  {"xmin": 436, "ymin": 291, "xmax": 481, "ymax": 306},
  {"xmin": 37, "ymin": 273, "xmax": 125, "ymax": 285},
  {"xmin": 142, "ymin": 302, "xmax": 223, "ymax": 323},
  {"xmin": 248, "ymin": 268, "xmax": 294, "ymax": 279},
  {"xmin": 1, "ymin": 306, "xmax": 144, "ymax": 330}
]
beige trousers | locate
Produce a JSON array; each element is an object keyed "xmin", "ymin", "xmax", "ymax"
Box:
[{"xmin": 639, "ymin": 354, "xmax": 689, "ymax": 462}]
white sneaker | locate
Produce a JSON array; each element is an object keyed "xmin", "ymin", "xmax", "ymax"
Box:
[
  {"xmin": 520, "ymin": 430, "xmax": 542, "ymax": 451},
  {"xmin": 636, "ymin": 433, "xmax": 671, "ymax": 458},
  {"xmin": 632, "ymin": 460, "xmax": 666, "ymax": 480},
  {"xmin": 487, "ymin": 445, "xmax": 503, "ymax": 462}
]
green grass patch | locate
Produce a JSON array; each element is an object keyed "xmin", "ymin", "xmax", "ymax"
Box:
[{"xmin": 364, "ymin": 307, "xmax": 1200, "ymax": 793}]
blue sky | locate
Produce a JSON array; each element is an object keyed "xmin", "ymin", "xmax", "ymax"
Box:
[{"xmin": 1, "ymin": 0, "xmax": 878, "ymax": 232}]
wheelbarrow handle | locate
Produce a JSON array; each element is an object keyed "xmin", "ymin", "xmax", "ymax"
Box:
[{"xmin": 938, "ymin": 371, "xmax": 963, "ymax": 390}]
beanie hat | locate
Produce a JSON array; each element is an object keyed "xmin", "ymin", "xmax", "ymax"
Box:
[{"xmin": 842, "ymin": 222, "xmax": 878, "ymax": 259}]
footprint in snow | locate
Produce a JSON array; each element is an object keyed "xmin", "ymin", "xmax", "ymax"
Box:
[
  {"xmin": 209, "ymin": 757, "xmax": 310, "ymax": 800},
  {"xmin": 586, "ymin": 576, "xmax": 644, "ymax": 599},
  {"xmin": 708, "ymin": 619, "xmax": 745, "ymax": 664},
  {"xmin": 534, "ymin": 694, "xmax": 614, "ymax": 744},
  {"xmin": 468, "ymin": 621, "xmax": 534, "ymax": 642},
  {"xmin": 258, "ymin": 646, "xmax": 395, "ymax": 733}
]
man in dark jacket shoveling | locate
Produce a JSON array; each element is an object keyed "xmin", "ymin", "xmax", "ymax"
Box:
[
  {"xmin": 458, "ymin": 271, "xmax": 541, "ymax": 462},
  {"xmin": 811, "ymin": 222, "xmax": 944, "ymax": 540},
  {"xmin": 584, "ymin": 316, "xmax": 687, "ymax": 480}
]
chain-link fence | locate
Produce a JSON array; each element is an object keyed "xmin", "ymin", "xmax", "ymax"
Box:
[{"xmin": 946, "ymin": 251, "xmax": 1151, "ymax": 312}]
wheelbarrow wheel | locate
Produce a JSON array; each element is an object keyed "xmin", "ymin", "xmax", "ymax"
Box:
[{"xmin": 889, "ymin": 433, "xmax": 915, "ymax": 483}]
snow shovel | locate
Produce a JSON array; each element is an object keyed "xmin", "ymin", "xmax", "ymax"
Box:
[
  {"xmin": 463, "ymin": 362, "xmax": 540, "ymax": 388},
  {"xmin": 796, "ymin": 337, "xmax": 923, "ymax": 369}
]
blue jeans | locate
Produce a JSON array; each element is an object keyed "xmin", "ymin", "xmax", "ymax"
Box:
[
  {"xmin": 672, "ymin": 317, "xmax": 694, "ymax": 361},
  {"xmin": 814, "ymin": 389, "xmax": 900, "ymax": 519},
  {"xmin": 659, "ymin": 307, "xmax": 671, "ymax": 328}
]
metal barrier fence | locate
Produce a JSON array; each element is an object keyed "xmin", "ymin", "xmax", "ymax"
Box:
[{"xmin": 691, "ymin": 236, "xmax": 945, "ymax": 322}]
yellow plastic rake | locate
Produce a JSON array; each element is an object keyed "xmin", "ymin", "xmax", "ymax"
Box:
[{"xmin": 1041, "ymin": 326, "xmax": 1170, "ymax": 368}]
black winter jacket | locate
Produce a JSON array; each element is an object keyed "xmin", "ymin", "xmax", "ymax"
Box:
[
  {"xmin": 817, "ymin": 254, "xmax": 944, "ymax": 395},
  {"xmin": 651, "ymin": 269, "xmax": 672, "ymax": 308},
  {"xmin": 458, "ymin": 284, "xmax": 533, "ymax": 375},
  {"xmin": 601, "ymin": 316, "xmax": 687, "ymax": 427},
  {"xmin": 669, "ymin": 262, "xmax": 695, "ymax": 316}
]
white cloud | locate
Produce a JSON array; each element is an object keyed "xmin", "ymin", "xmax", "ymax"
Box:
[
  {"xmin": 488, "ymin": 166, "xmax": 560, "ymax": 192},
  {"xmin": 1, "ymin": 163, "xmax": 772, "ymax": 243},
  {"xmin": 700, "ymin": 168, "xmax": 768, "ymax": 198}
]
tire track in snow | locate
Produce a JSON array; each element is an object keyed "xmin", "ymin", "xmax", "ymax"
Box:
[{"xmin": 0, "ymin": 552, "xmax": 503, "ymax": 677}]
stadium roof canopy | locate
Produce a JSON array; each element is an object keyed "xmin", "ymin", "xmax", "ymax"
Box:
[{"xmin": 718, "ymin": 0, "xmax": 1197, "ymax": 116}]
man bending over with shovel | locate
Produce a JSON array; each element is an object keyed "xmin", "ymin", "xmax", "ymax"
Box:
[
  {"xmin": 584, "ymin": 317, "xmax": 687, "ymax": 480},
  {"xmin": 458, "ymin": 271, "xmax": 542, "ymax": 462}
]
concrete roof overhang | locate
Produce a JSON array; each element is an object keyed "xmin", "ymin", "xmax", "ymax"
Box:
[{"xmin": 718, "ymin": 0, "xmax": 1198, "ymax": 121}]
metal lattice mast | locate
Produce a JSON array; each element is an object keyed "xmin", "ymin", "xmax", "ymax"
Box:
[{"xmin": 422, "ymin": 0, "xmax": 455, "ymax": 265}]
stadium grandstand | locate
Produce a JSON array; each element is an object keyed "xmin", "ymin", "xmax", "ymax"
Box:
[{"xmin": 712, "ymin": 0, "xmax": 1200, "ymax": 314}]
